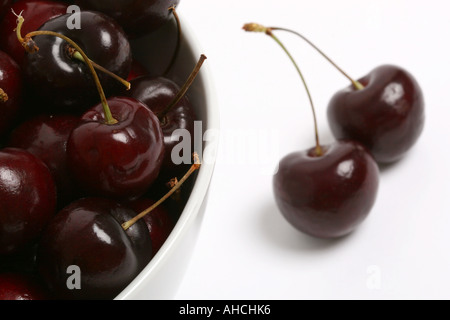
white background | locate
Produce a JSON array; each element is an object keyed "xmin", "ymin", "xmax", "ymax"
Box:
[{"xmin": 174, "ymin": 0, "xmax": 450, "ymax": 299}]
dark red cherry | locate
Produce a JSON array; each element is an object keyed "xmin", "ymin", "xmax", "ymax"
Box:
[
  {"xmin": 0, "ymin": 243, "xmax": 38, "ymax": 274},
  {"xmin": 273, "ymin": 140, "xmax": 379, "ymax": 239},
  {"xmin": 328, "ymin": 65, "xmax": 425, "ymax": 164},
  {"xmin": 127, "ymin": 59, "xmax": 148, "ymax": 81},
  {"xmin": 0, "ymin": 148, "xmax": 56, "ymax": 255},
  {"xmin": 75, "ymin": 0, "xmax": 180, "ymax": 37},
  {"xmin": 0, "ymin": 273, "xmax": 49, "ymax": 300},
  {"xmin": 125, "ymin": 76, "xmax": 197, "ymax": 178},
  {"xmin": 37, "ymin": 197, "xmax": 152, "ymax": 300},
  {"xmin": 22, "ymin": 11, "xmax": 132, "ymax": 112},
  {"xmin": 0, "ymin": 0, "xmax": 12, "ymax": 19},
  {"xmin": 67, "ymin": 97, "xmax": 165, "ymax": 200},
  {"xmin": 0, "ymin": 50, "xmax": 22, "ymax": 137},
  {"xmin": 0, "ymin": 0, "xmax": 68, "ymax": 64},
  {"xmin": 127, "ymin": 198, "xmax": 175, "ymax": 256},
  {"xmin": 107, "ymin": 201, "xmax": 153, "ymax": 270},
  {"xmin": 8, "ymin": 114, "xmax": 80, "ymax": 207},
  {"xmin": 243, "ymin": 23, "xmax": 381, "ymax": 239}
]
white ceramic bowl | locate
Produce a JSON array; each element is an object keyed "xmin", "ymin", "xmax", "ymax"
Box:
[{"xmin": 115, "ymin": 12, "xmax": 219, "ymax": 300}]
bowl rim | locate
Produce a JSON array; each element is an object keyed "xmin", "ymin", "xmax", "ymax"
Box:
[{"xmin": 115, "ymin": 12, "xmax": 220, "ymax": 300}]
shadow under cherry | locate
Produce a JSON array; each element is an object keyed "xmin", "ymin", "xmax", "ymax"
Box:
[{"xmin": 258, "ymin": 200, "xmax": 357, "ymax": 254}]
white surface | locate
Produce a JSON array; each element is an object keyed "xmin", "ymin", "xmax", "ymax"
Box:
[{"xmin": 174, "ymin": 0, "xmax": 450, "ymax": 300}]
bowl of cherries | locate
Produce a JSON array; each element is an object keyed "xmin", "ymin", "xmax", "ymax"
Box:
[{"xmin": 0, "ymin": 0, "xmax": 218, "ymax": 300}]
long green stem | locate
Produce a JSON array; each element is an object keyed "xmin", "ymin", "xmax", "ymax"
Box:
[
  {"xmin": 122, "ymin": 153, "xmax": 201, "ymax": 230},
  {"xmin": 163, "ymin": 6, "xmax": 182, "ymax": 76},
  {"xmin": 15, "ymin": 12, "xmax": 118, "ymax": 125},
  {"xmin": 71, "ymin": 50, "xmax": 131, "ymax": 90},
  {"xmin": 270, "ymin": 27, "xmax": 364, "ymax": 90},
  {"xmin": 243, "ymin": 23, "xmax": 323, "ymax": 156},
  {"xmin": 158, "ymin": 54, "xmax": 207, "ymax": 121}
]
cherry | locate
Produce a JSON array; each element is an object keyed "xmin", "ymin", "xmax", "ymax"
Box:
[
  {"xmin": 0, "ymin": 0, "xmax": 68, "ymax": 64},
  {"xmin": 37, "ymin": 158, "xmax": 201, "ymax": 300},
  {"xmin": 20, "ymin": 10, "xmax": 132, "ymax": 112},
  {"xmin": 116, "ymin": 5, "xmax": 180, "ymax": 79},
  {"xmin": 0, "ymin": 50, "xmax": 22, "ymax": 137},
  {"xmin": 124, "ymin": 55, "xmax": 206, "ymax": 179},
  {"xmin": 0, "ymin": 0, "xmax": 12, "ymax": 19},
  {"xmin": 328, "ymin": 65, "xmax": 425, "ymax": 163},
  {"xmin": 244, "ymin": 23, "xmax": 379, "ymax": 239},
  {"xmin": 127, "ymin": 198, "xmax": 175, "ymax": 256},
  {"xmin": 268, "ymin": 27, "xmax": 425, "ymax": 164},
  {"xmin": 125, "ymin": 76, "xmax": 196, "ymax": 177},
  {"xmin": 67, "ymin": 96, "xmax": 165, "ymax": 200},
  {"xmin": 0, "ymin": 273, "xmax": 50, "ymax": 300},
  {"xmin": 18, "ymin": 20, "xmax": 163, "ymax": 200},
  {"xmin": 8, "ymin": 114, "xmax": 80, "ymax": 207},
  {"xmin": 74, "ymin": 0, "xmax": 180, "ymax": 37},
  {"xmin": 0, "ymin": 148, "xmax": 57, "ymax": 255},
  {"xmin": 15, "ymin": 13, "xmax": 164, "ymax": 200},
  {"xmin": 37, "ymin": 197, "xmax": 152, "ymax": 300},
  {"xmin": 273, "ymin": 141, "xmax": 379, "ymax": 238},
  {"xmin": 0, "ymin": 243, "xmax": 38, "ymax": 275},
  {"xmin": 127, "ymin": 59, "xmax": 149, "ymax": 81}
]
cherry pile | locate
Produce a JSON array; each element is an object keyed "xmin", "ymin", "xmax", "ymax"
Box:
[
  {"xmin": 244, "ymin": 23, "xmax": 424, "ymax": 239},
  {"xmin": 0, "ymin": 0, "xmax": 204, "ymax": 300}
]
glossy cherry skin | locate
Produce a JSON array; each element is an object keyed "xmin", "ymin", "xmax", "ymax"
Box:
[
  {"xmin": 328, "ymin": 65, "xmax": 425, "ymax": 164},
  {"xmin": 37, "ymin": 198, "xmax": 152, "ymax": 300},
  {"xmin": 127, "ymin": 198, "xmax": 175, "ymax": 256},
  {"xmin": 0, "ymin": 0, "xmax": 68, "ymax": 64},
  {"xmin": 67, "ymin": 97, "xmax": 165, "ymax": 200},
  {"xmin": 125, "ymin": 76, "xmax": 197, "ymax": 178},
  {"xmin": 75, "ymin": 0, "xmax": 180, "ymax": 37},
  {"xmin": 23, "ymin": 11, "xmax": 132, "ymax": 112},
  {"xmin": 0, "ymin": 273, "xmax": 50, "ymax": 300},
  {"xmin": 127, "ymin": 59, "xmax": 148, "ymax": 81},
  {"xmin": 0, "ymin": 50, "xmax": 22, "ymax": 137},
  {"xmin": 8, "ymin": 114, "xmax": 80, "ymax": 207},
  {"xmin": 273, "ymin": 140, "xmax": 379, "ymax": 239},
  {"xmin": 0, "ymin": 148, "xmax": 57, "ymax": 255}
]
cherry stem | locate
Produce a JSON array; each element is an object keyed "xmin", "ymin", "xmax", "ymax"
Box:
[
  {"xmin": 163, "ymin": 5, "xmax": 182, "ymax": 76},
  {"xmin": 70, "ymin": 50, "xmax": 131, "ymax": 90},
  {"xmin": 269, "ymin": 27, "xmax": 364, "ymax": 91},
  {"xmin": 0, "ymin": 88, "xmax": 8, "ymax": 103},
  {"xmin": 243, "ymin": 23, "xmax": 323, "ymax": 156},
  {"xmin": 158, "ymin": 54, "xmax": 207, "ymax": 121},
  {"xmin": 14, "ymin": 11, "xmax": 118, "ymax": 125},
  {"xmin": 121, "ymin": 152, "xmax": 202, "ymax": 231}
]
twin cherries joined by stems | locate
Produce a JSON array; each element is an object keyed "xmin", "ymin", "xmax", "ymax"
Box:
[{"xmin": 244, "ymin": 23, "xmax": 425, "ymax": 239}]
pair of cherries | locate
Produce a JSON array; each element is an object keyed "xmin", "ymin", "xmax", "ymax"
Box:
[
  {"xmin": 0, "ymin": 0, "xmax": 203, "ymax": 300},
  {"xmin": 245, "ymin": 24, "xmax": 425, "ymax": 238}
]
